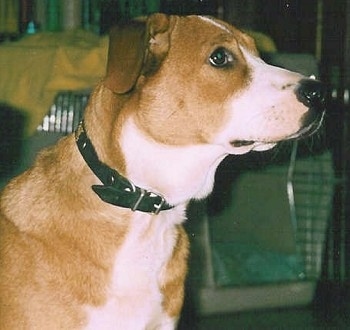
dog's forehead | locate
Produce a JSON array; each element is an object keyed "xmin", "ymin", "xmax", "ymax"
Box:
[
  {"xmin": 197, "ymin": 16, "xmax": 232, "ymax": 33},
  {"xmin": 173, "ymin": 15, "xmax": 257, "ymax": 54}
]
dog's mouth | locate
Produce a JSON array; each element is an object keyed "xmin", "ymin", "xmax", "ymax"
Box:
[
  {"xmin": 230, "ymin": 111, "xmax": 325, "ymax": 152},
  {"xmin": 230, "ymin": 140, "xmax": 255, "ymax": 148},
  {"xmin": 229, "ymin": 140, "xmax": 277, "ymax": 152}
]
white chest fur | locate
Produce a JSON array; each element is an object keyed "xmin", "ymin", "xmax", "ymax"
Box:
[{"xmin": 84, "ymin": 210, "xmax": 184, "ymax": 330}]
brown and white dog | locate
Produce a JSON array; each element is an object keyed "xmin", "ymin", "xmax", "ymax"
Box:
[{"xmin": 0, "ymin": 13, "xmax": 325, "ymax": 329}]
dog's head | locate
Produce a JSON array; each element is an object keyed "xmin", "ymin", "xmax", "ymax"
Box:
[{"xmin": 103, "ymin": 13, "xmax": 325, "ymax": 156}]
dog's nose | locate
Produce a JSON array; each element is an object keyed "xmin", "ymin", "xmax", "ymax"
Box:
[{"xmin": 295, "ymin": 79, "xmax": 327, "ymax": 109}]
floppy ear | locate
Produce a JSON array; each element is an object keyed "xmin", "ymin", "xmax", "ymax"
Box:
[
  {"xmin": 104, "ymin": 20, "xmax": 146, "ymax": 94},
  {"xmin": 104, "ymin": 13, "xmax": 172, "ymax": 94}
]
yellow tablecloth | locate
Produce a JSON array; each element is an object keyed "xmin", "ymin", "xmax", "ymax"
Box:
[{"xmin": 0, "ymin": 30, "xmax": 108, "ymax": 134}]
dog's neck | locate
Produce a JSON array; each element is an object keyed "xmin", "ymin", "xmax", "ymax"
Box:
[
  {"xmin": 75, "ymin": 121, "xmax": 174, "ymax": 214},
  {"xmin": 120, "ymin": 118, "xmax": 228, "ymax": 206}
]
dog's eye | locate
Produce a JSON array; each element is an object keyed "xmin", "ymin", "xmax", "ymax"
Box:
[{"xmin": 209, "ymin": 48, "xmax": 233, "ymax": 68}]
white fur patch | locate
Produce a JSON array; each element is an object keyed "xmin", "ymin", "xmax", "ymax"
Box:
[
  {"xmin": 198, "ymin": 15, "xmax": 231, "ymax": 33},
  {"xmin": 84, "ymin": 210, "xmax": 183, "ymax": 329},
  {"xmin": 120, "ymin": 119, "xmax": 228, "ymax": 205}
]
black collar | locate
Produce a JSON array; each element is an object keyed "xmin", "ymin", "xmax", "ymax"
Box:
[{"xmin": 75, "ymin": 122, "xmax": 173, "ymax": 214}]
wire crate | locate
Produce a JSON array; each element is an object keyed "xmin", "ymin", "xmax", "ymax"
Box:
[
  {"xmin": 37, "ymin": 91, "xmax": 90, "ymax": 134},
  {"xmin": 187, "ymin": 138, "xmax": 334, "ymax": 314}
]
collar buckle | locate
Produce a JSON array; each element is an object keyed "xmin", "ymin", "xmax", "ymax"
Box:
[
  {"xmin": 153, "ymin": 197, "xmax": 166, "ymax": 215},
  {"xmin": 131, "ymin": 188, "xmax": 146, "ymax": 211}
]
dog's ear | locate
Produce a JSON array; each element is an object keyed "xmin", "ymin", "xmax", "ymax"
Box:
[
  {"xmin": 104, "ymin": 20, "xmax": 146, "ymax": 94},
  {"xmin": 104, "ymin": 13, "xmax": 173, "ymax": 94},
  {"xmin": 142, "ymin": 13, "xmax": 173, "ymax": 76}
]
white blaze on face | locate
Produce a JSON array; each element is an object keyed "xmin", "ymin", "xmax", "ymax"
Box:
[
  {"xmin": 198, "ymin": 15, "xmax": 232, "ymax": 33},
  {"xmin": 213, "ymin": 47, "xmax": 310, "ymax": 154}
]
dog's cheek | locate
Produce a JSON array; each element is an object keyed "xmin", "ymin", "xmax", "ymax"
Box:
[
  {"xmin": 136, "ymin": 111, "xmax": 206, "ymax": 146},
  {"xmin": 131, "ymin": 74, "xmax": 199, "ymax": 145},
  {"xmin": 186, "ymin": 65, "xmax": 251, "ymax": 141},
  {"xmin": 136, "ymin": 91, "xmax": 229, "ymax": 146}
]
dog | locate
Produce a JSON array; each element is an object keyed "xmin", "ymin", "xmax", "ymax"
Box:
[{"xmin": 0, "ymin": 13, "xmax": 325, "ymax": 329}]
